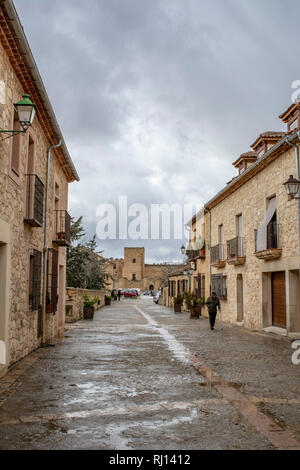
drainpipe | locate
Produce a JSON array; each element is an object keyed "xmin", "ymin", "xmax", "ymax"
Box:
[
  {"xmin": 285, "ymin": 132, "xmax": 300, "ymax": 335},
  {"xmin": 286, "ymin": 131, "xmax": 300, "ymax": 238},
  {"xmin": 205, "ymin": 208, "xmax": 212, "ymax": 295},
  {"xmin": 41, "ymin": 141, "xmax": 62, "ymax": 345}
]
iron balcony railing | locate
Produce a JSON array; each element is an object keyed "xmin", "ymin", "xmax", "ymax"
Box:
[
  {"xmin": 186, "ymin": 248, "xmax": 206, "ymax": 260},
  {"xmin": 210, "ymin": 244, "xmax": 225, "ymax": 263},
  {"xmin": 53, "ymin": 210, "xmax": 71, "ymax": 246},
  {"xmin": 227, "ymin": 237, "xmax": 244, "ymax": 259},
  {"xmin": 24, "ymin": 174, "xmax": 44, "ymax": 227},
  {"xmin": 254, "ymin": 222, "xmax": 280, "ymax": 252}
]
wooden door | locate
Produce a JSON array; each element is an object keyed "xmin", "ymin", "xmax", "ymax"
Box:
[{"xmin": 272, "ymin": 272, "xmax": 286, "ymax": 328}]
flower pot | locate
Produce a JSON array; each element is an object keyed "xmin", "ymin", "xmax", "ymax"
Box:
[
  {"xmin": 84, "ymin": 306, "xmax": 95, "ymax": 320},
  {"xmin": 190, "ymin": 306, "xmax": 201, "ymax": 318},
  {"xmin": 174, "ymin": 304, "xmax": 182, "ymax": 313},
  {"xmin": 105, "ymin": 299, "xmax": 111, "ymax": 306}
]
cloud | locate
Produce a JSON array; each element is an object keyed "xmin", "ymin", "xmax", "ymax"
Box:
[{"xmin": 14, "ymin": 0, "xmax": 300, "ymax": 261}]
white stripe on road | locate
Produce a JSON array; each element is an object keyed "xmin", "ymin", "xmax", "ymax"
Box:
[{"xmin": 135, "ymin": 306, "xmax": 191, "ymax": 365}]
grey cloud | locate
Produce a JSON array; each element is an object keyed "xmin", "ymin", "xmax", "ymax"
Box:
[{"xmin": 14, "ymin": 0, "xmax": 300, "ymax": 261}]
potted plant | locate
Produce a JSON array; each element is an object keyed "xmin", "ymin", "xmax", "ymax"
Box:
[
  {"xmin": 173, "ymin": 294, "xmax": 183, "ymax": 313},
  {"xmin": 190, "ymin": 298, "xmax": 202, "ymax": 319},
  {"xmin": 105, "ymin": 295, "xmax": 112, "ymax": 306},
  {"xmin": 183, "ymin": 291, "xmax": 194, "ymax": 312},
  {"xmin": 83, "ymin": 295, "xmax": 98, "ymax": 320}
]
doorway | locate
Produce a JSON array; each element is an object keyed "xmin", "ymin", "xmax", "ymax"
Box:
[
  {"xmin": 271, "ymin": 272, "xmax": 286, "ymax": 328},
  {"xmin": 58, "ymin": 265, "xmax": 65, "ymax": 337},
  {"xmin": 0, "ymin": 242, "xmax": 8, "ymax": 366},
  {"xmin": 237, "ymin": 274, "xmax": 244, "ymax": 322}
]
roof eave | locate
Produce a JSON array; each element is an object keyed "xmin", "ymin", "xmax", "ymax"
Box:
[
  {"xmin": 205, "ymin": 132, "xmax": 298, "ymax": 210},
  {"xmin": 2, "ymin": 0, "xmax": 79, "ymax": 182}
]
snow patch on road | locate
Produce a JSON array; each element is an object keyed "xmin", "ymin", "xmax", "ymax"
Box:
[{"xmin": 135, "ymin": 306, "xmax": 190, "ymax": 365}]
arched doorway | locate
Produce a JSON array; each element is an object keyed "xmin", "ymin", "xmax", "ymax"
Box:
[{"xmin": 149, "ymin": 284, "xmax": 154, "ymax": 291}]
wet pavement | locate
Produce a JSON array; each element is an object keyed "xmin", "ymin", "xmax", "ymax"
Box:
[{"xmin": 0, "ymin": 298, "xmax": 299, "ymax": 450}]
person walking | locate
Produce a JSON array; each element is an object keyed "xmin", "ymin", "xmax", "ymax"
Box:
[
  {"xmin": 117, "ymin": 289, "xmax": 122, "ymax": 301},
  {"xmin": 205, "ymin": 292, "xmax": 221, "ymax": 330}
]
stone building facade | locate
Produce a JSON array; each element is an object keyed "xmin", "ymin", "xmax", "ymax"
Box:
[
  {"xmin": 206, "ymin": 116, "xmax": 300, "ymax": 335},
  {"xmin": 165, "ymin": 104, "xmax": 300, "ymax": 338},
  {"xmin": 0, "ymin": 1, "xmax": 79, "ymax": 377},
  {"xmin": 165, "ymin": 209, "xmax": 210, "ymax": 312},
  {"xmin": 106, "ymin": 247, "xmax": 180, "ymax": 292}
]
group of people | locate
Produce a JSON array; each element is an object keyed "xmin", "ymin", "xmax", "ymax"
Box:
[{"xmin": 111, "ymin": 289, "xmax": 122, "ymax": 301}]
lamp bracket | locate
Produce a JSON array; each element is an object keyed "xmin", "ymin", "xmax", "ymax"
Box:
[{"xmin": 0, "ymin": 128, "xmax": 26, "ymax": 142}]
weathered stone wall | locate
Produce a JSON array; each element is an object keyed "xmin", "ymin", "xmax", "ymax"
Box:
[
  {"xmin": 209, "ymin": 147, "xmax": 300, "ymax": 330},
  {"xmin": 123, "ymin": 247, "xmax": 145, "ymax": 281},
  {"xmin": 106, "ymin": 248, "xmax": 180, "ymax": 292},
  {"xmin": 65, "ymin": 288, "xmax": 107, "ymax": 323},
  {"xmin": 0, "ymin": 35, "xmax": 70, "ymax": 367}
]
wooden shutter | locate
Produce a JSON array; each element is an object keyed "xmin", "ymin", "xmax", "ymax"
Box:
[
  {"xmin": 32, "ymin": 250, "xmax": 42, "ymax": 311},
  {"xmin": 272, "ymin": 272, "xmax": 286, "ymax": 327},
  {"xmin": 51, "ymin": 249, "xmax": 58, "ymax": 313},
  {"xmin": 33, "ymin": 176, "xmax": 44, "ymax": 226}
]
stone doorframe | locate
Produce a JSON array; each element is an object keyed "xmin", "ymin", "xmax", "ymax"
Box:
[{"xmin": 0, "ymin": 219, "xmax": 11, "ymax": 377}]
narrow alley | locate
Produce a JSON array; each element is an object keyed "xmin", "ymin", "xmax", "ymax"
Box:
[{"xmin": 0, "ymin": 299, "xmax": 299, "ymax": 450}]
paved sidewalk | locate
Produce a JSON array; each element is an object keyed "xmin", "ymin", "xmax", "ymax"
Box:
[{"xmin": 0, "ymin": 299, "xmax": 299, "ymax": 450}]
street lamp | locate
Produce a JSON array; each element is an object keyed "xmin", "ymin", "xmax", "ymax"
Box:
[
  {"xmin": 180, "ymin": 245, "xmax": 186, "ymax": 256},
  {"xmin": 283, "ymin": 174, "xmax": 300, "ymax": 199},
  {"xmin": 0, "ymin": 94, "xmax": 37, "ymax": 140}
]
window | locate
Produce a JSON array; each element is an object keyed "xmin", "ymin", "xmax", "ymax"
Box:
[
  {"xmin": 218, "ymin": 224, "xmax": 224, "ymax": 244},
  {"xmin": 54, "ymin": 183, "xmax": 60, "ymax": 211},
  {"xmin": 132, "ymin": 274, "xmax": 136, "ymax": 281},
  {"xmin": 132, "ymin": 259, "xmax": 136, "ymax": 264},
  {"xmin": 236, "ymin": 214, "xmax": 243, "ymax": 238},
  {"xmin": 29, "ymin": 250, "xmax": 42, "ymax": 311},
  {"xmin": 27, "ymin": 136, "xmax": 35, "ymax": 174},
  {"xmin": 28, "ymin": 255, "xmax": 34, "ymax": 309},
  {"xmin": 11, "ymin": 110, "xmax": 21, "ymax": 175},
  {"xmin": 211, "ymin": 275, "xmax": 227, "ymax": 299},
  {"xmin": 289, "ymin": 118, "xmax": 298, "ymax": 131}
]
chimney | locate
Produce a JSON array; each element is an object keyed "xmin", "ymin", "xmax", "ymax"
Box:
[
  {"xmin": 251, "ymin": 132, "xmax": 286, "ymax": 158},
  {"xmin": 232, "ymin": 151, "xmax": 258, "ymax": 176},
  {"xmin": 279, "ymin": 102, "xmax": 300, "ymax": 133}
]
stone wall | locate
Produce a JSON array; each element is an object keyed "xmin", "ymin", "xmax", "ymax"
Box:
[
  {"xmin": 0, "ymin": 26, "xmax": 72, "ymax": 368},
  {"xmin": 209, "ymin": 147, "xmax": 300, "ymax": 331},
  {"xmin": 106, "ymin": 247, "xmax": 181, "ymax": 292},
  {"xmin": 65, "ymin": 288, "xmax": 107, "ymax": 323}
]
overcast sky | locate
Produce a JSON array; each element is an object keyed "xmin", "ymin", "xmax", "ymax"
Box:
[{"xmin": 14, "ymin": 0, "xmax": 300, "ymax": 262}]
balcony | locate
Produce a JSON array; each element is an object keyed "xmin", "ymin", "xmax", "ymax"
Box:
[
  {"xmin": 227, "ymin": 237, "xmax": 246, "ymax": 266},
  {"xmin": 210, "ymin": 244, "xmax": 226, "ymax": 268},
  {"xmin": 53, "ymin": 210, "xmax": 71, "ymax": 247},
  {"xmin": 24, "ymin": 174, "xmax": 44, "ymax": 227},
  {"xmin": 186, "ymin": 248, "xmax": 206, "ymax": 261},
  {"xmin": 255, "ymin": 222, "xmax": 282, "ymax": 260}
]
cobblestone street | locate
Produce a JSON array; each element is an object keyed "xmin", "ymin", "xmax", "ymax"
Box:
[{"xmin": 0, "ymin": 298, "xmax": 299, "ymax": 450}]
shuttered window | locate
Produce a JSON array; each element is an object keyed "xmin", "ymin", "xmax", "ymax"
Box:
[
  {"xmin": 47, "ymin": 249, "xmax": 58, "ymax": 313},
  {"xmin": 211, "ymin": 274, "xmax": 227, "ymax": 299},
  {"xmin": 31, "ymin": 250, "xmax": 42, "ymax": 312}
]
